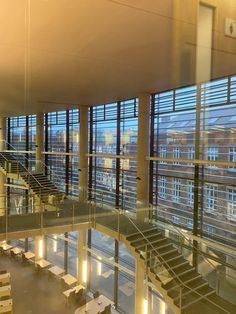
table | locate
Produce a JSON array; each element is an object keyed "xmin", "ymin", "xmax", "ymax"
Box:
[
  {"xmin": 0, "ymin": 273, "xmax": 10, "ymax": 285},
  {"xmin": 35, "ymin": 259, "xmax": 51, "ymax": 269},
  {"xmin": 0, "ymin": 285, "xmax": 11, "ymax": 298},
  {"xmin": 11, "ymin": 247, "xmax": 23, "ymax": 255},
  {"xmin": 0, "ymin": 299, "xmax": 12, "ymax": 313},
  {"xmin": 0, "ymin": 243, "xmax": 12, "ymax": 251},
  {"xmin": 63, "ymin": 285, "xmax": 84, "ymax": 298},
  {"xmin": 48, "ymin": 266, "xmax": 65, "ymax": 277},
  {"xmin": 62, "ymin": 274, "xmax": 77, "ymax": 287},
  {"xmin": 23, "ymin": 252, "xmax": 35, "ymax": 260},
  {"xmin": 75, "ymin": 295, "xmax": 113, "ymax": 314}
]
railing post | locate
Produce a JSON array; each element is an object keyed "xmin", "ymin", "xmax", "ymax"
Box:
[
  {"xmin": 145, "ymin": 243, "xmax": 148, "ymax": 274},
  {"xmin": 72, "ymin": 203, "xmax": 75, "ymax": 226},
  {"xmin": 216, "ymin": 269, "xmax": 220, "ymax": 295},
  {"xmin": 118, "ymin": 209, "xmax": 120, "ymax": 241},
  {"xmin": 179, "ymin": 286, "xmax": 182, "ymax": 312}
]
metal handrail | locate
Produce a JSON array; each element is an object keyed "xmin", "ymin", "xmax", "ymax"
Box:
[
  {"xmin": 0, "ymin": 140, "xmax": 65, "ymax": 197},
  {"xmin": 90, "ymin": 190, "xmax": 231, "ymax": 313},
  {"xmin": 149, "ymin": 206, "xmax": 220, "ymax": 274},
  {"xmin": 27, "ymin": 158, "xmax": 67, "ymax": 193}
]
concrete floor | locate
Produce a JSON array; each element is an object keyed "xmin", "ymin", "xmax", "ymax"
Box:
[{"xmin": 0, "ymin": 253, "xmax": 74, "ymax": 314}]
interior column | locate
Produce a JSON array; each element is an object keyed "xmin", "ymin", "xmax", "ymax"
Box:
[
  {"xmin": 136, "ymin": 94, "xmax": 150, "ymax": 222},
  {"xmin": 77, "ymin": 229, "xmax": 88, "ymax": 287},
  {"xmin": 35, "ymin": 113, "xmax": 44, "ymax": 260},
  {"xmin": 135, "ymin": 258, "xmax": 148, "ymax": 314},
  {"xmin": 0, "ymin": 117, "xmax": 6, "ymax": 216},
  {"xmin": 79, "ymin": 106, "xmax": 88, "ymax": 201}
]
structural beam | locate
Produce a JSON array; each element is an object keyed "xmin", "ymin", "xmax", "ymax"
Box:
[{"xmin": 136, "ymin": 94, "xmax": 150, "ymax": 222}]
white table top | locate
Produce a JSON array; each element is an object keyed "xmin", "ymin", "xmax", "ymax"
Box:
[
  {"xmin": 75, "ymin": 295, "xmax": 113, "ymax": 314},
  {"xmin": 24, "ymin": 251, "xmax": 35, "ymax": 259},
  {"xmin": 11, "ymin": 247, "xmax": 23, "ymax": 255},
  {"xmin": 0, "ymin": 243, "xmax": 12, "ymax": 251},
  {"xmin": 0, "ymin": 285, "xmax": 11, "ymax": 297},
  {"xmin": 0, "ymin": 273, "xmax": 10, "ymax": 282},
  {"xmin": 62, "ymin": 274, "xmax": 77, "ymax": 286},
  {"xmin": 0, "ymin": 299, "xmax": 12, "ymax": 314},
  {"xmin": 63, "ymin": 285, "xmax": 84, "ymax": 298},
  {"xmin": 35, "ymin": 259, "xmax": 51, "ymax": 269},
  {"xmin": 48, "ymin": 265, "xmax": 65, "ymax": 277}
]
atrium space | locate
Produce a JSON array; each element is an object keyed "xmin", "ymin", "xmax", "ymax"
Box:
[{"xmin": 0, "ymin": 1, "xmax": 235, "ymax": 314}]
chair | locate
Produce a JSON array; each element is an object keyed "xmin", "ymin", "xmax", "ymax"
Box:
[
  {"xmin": 93, "ymin": 291, "xmax": 100, "ymax": 299},
  {"xmin": 0, "ymin": 270, "xmax": 7, "ymax": 275},
  {"xmin": 79, "ymin": 298, "xmax": 86, "ymax": 307},
  {"xmin": 75, "ymin": 288, "xmax": 84, "ymax": 302},
  {"xmin": 68, "ymin": 289, "xmax": 76, "ymax": 305},
  {"xmin": 22, "ymin": 254, "xmax": 27, "ymax": 263},
  {"xmin": 104, "ymin": 304, "xmax": 111, "ymax": 314}
]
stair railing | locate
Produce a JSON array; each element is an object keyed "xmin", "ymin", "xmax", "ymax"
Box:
[
  {"xmin": 27, "ymin": 158, "xmax": 67, "ymax": 195},
  {"xmin": 0, "ymin": 140, "xmax": 65, "ymax": 201},
  {"xmin": 89, "ymin": 190, "xmax": 231, "ymax": 313},
  {"xmin": 149, "ymin": 205, "xmax": 220, "ymax": 274},
  {"xmin": 149, "ymin": 205, "xmax": 236, "ymax": 297},
  {"xmin": 118, "ymin": 208, "xmax": 231, "ymax": 313}
]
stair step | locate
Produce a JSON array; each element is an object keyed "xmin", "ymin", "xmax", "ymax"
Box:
[
  {"xmin": 134, "ymin": 238, "xmax": 168, "ymax": 251},
  {"xmin": 126, "ymin": 227, "xmax": 157, "ymax": 241},
  {"xmin": 173, "ymin": 282, "xmax": 209, "ymax": 301},
  {"xmin": 148, "ymin": 253, "xmax": 183, "ymax": 266},
  {"xmin": 130, "ymin": 232, "xmax": 162, "ymax": 244},
  {"xmin": 136, "ymin": 242, "xmax": 173, "ymax": 256},
  {"xmin": 181, "ymin": 289, "xmax": 215, "ymax": 310},
  {"xmin": 159, "ymin": 261, "xmax": 190, "ymax": 276},
  {"xmin": 165, "ymin": 274, "xmax": 202, "ymax": 293}
]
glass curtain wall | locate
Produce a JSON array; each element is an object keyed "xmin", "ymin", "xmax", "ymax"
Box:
[
  {"xmin": 45, "ymin": 109, "xmax": 80, "ymax": 195},
  {"xmin": 150, "ymin": 75, "xmax": 236, "ymax": 249},
  {"xmin": 90, "ymin": 99, "xmax": 138, "ymax": 211}
]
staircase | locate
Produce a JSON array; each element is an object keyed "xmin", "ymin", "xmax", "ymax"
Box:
[
  {"xmin": 0, "ymin": 151, "xmax": 65, "ymax": 206},
  {"xmin": 124, "ymin": 225, "xmax": 236, "ymax": 314}
]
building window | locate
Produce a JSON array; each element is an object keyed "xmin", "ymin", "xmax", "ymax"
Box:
[
  {"xmin": 158, "ymin": 176, "xmax": 166, "ymax": 199},
  {"xmin": 173, "ymin": 178, "xmax": 181, "ymax": 203},
  {"xmin": 187, "ymin": 147, "xmax": 195, "ymax": 165},
  {"xmin": 227, "ymin": 189, "xmax": 236, "ymax": 221},
  {"xmin": 205, "ymin": 184, "xmax": 217, "ymax": 213},
  {"xmin": 187, "ymin": 181, "xmax": 194, "ymax": 206},
  {"xmin": 159, "ymin": 146, "xmax": 167, "ymax": 164},
  {"xmin": 206, "ymin": 146, "xmax": 218, "ymax": 168},
  {"xmin": 173, "ymin": 147, "xmax": 181, "ymax": 165},
  {"xmin": 229, "ymin": 147, "xmax": 236, "ymax": 169}
]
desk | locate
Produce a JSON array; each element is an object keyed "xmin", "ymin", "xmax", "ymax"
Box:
[
  {"xmin": 0, "ymin": 273, "xmax": 10, "ymax": 286},
  {"xmin": 35, "ymin": 259, "xmax": 51, "ymax": 269},
  {"xmin": 0, "ymin": 285, "xmax": 11, "ymax": 298},
  {"xmin": 48, "ymin": 266, "xmax": 65, "ymax": 277},
  {"xmin": 0, "ymin": 244, "xmax": 12, "ymax": 252},
  {"xmin": 23, "ymin": 252, "xmax": 35, "ymax": 260},
  {"xmin": 63, "ymin": 285, "xmax": 84, "ymax": 298},
  {"xmin": 11, "ymin": 247, "xmax": 23, "ymax": 256},
  {"xmin": 75, "ymin": 295, "xmax": 113, "ymax": 314},
  {"xmin": 0, "ymin": 299, "xmax": 12, "ymax": 313},
  {"xmin": 62, "ymin": 274, "xmax": 77, "ymax": 287}
]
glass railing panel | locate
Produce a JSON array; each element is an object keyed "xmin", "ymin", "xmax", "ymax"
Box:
[{"xmin": 7, "ymin": 212, "xmax": 41, "ymax": 232}]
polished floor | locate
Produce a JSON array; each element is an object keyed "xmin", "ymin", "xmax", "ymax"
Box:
[{"xmin": 0, "ymin": 252, "xmax": 74, "ymax": 314}]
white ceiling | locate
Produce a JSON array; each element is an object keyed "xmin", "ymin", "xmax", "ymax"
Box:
[{"xmin": 0, "ymin": 0, "xmax": 235, "ymax": 117}]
